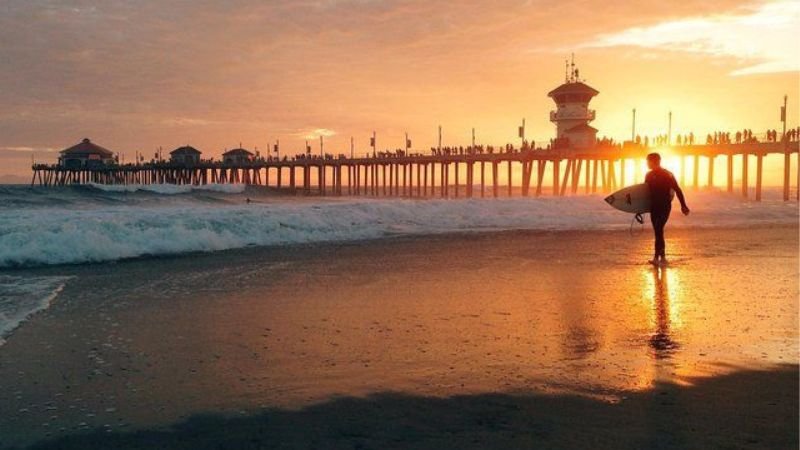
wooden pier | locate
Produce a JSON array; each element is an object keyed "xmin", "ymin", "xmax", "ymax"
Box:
[{"xmin": 32, "ymin": 141, "xmax": 800, "ymax": 201}]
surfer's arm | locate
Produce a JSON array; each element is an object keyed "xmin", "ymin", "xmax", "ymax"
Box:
[{"xmin": 671, "ymin": 175, "xmax": 690, "ymax": 214}]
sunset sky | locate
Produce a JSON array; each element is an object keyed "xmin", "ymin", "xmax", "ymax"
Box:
[{"xmin": 1, "ymin": 0, "xmax": 798, "ymax": 181}]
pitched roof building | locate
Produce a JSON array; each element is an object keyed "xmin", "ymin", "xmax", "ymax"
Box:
[
  {"xmin": 59, "ymin": 138, "xmax": 116, "ymax": 168},
  {"xmin": 222, "ymin": 148, "xmax": 254, "ymax": 164},
  {"xmin": 170, "ymin": 146, "xmax": 202, "ymax": 165}
]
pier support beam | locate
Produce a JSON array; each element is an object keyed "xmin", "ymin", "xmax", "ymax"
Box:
[
  {"xmin": 755, "ymin": 153, "xmax": 763, "ymax": 201},
  {"xmin": 466, "ymin": 162, "xmax": 474, "ymax": 198},
  {"xmin": 599, "ymin": 160, "xmax": 607, "ymax": 193},
  {"xmin": 480, "ymin": 162, "xmax": 485, "ymax": 197},
  {"xmin": 559, "ymin": 159, "xmax": 572, "ymax": 196},
  {"xmin": 553, "ymin": 159, "xmax": 561, "ymax": 196},
  {"xmin": 492, "ymin": 162, "xmax": 499, "ymax": 198},
  {"xmin": 522, "ymin": 161, "xmax": 533, "ymax": 196},
  {"xmin": 727, "ymin": 154, "xmax": 733, "ymax": 193},
  {"xmin": 416, "ymin": 164, "xmax": 422, "ymax": 197},
  {"xmin": 784, "ymin": 151, "xmax": 791, "ymax": 201},
  {"xmin": 423, "ymin": 164, "xmax": 428, "ymax": 196},
  {"xmin": 507, "ymin": 160, "xmax": 513, "ymax": 197},
  {"xmin": 707, "ymin": 155, "xmax": 715, "ymax": 189},
  {"xmin": 535, "ymin": 160, "xmax": 546, "ymax": 197},
  {"xmin": 454, "ymin": 162, "xmax": 460, "ymax": 198},
  {"xmin": 571, "ymin": 159, "xmax": 582, "ymax": 194},
  {"xmin": 741, "ymin": 153, "xmax": 749, "ymax": 198},
  {"xmin": 608, "ymin": 160, "xmax": 617, "ymax": 191}
]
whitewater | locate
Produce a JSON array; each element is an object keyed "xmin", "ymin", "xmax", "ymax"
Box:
[{"xmin": 0, "ymin": 184, "xmax": 796, "ymax": 268}]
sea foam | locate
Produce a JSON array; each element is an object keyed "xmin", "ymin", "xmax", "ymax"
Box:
[
  {"xmin": 0, "ymin": 275, "xmax": 71, "ymax": 345},
  {"xmin": 0, "ymin": 191, "xmax": 796, "ymax": 268},
  {"xmin": 87, "ymin": 183, "xmax": 247, "ymax": 195}
]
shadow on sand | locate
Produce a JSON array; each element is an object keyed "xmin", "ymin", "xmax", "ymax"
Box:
[{"xmin": 18, "ymin": 365, "xmax": 799, "ymax": 450}]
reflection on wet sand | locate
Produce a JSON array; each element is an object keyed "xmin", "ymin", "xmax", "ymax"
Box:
[{"xmin": 648, "ymin": 266, "xmax": 680, "ymax": 358}]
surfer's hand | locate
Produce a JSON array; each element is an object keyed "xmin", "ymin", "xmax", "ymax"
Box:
[{"xmin": 681, "ymin": 205, "xmax": 690, "ymax": 216}]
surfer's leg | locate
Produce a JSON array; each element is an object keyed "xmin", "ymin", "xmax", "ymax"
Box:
[
  {"xmin": 649, "ymin": 213, "xmax": 660, "ymax": 262},
  {"xmin": 659, "ymin": 208, "xmax": 672, "ymax": 260},
  {"xmin": 651, "ymin": 210, "xmax": 667, "ymax": 261}
]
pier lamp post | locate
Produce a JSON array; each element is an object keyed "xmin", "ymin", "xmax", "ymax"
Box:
[
  {"xmin": 438, "ymin": 126, "xmax": 442, "ymax": 153},
  {"xmin": 667, "ymin": 111, "xmax": 673, "ymax": 146},
  {"xmin": 472, "ymin": 128, "xmax": 476, "ymax": 150},
  {"xmin": 350, "ymin": 136, "xmax": 354, "ymax": 159},
  {"xmin": 320, "ymin": 135, "xmax": 324, "ymax": 158},
  {"xmin": 519, "ymin": 118, "xmax": 526, "ymax": 148}
]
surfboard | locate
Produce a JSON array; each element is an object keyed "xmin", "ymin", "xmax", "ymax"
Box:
[{"xmin": 604, "ymin": 183, "xmax": 673, "ymax": 214}]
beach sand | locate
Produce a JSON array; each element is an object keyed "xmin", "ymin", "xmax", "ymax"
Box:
[{"xmin": 0, "ymin": 226, "xmax": 797, "ymax": 449}]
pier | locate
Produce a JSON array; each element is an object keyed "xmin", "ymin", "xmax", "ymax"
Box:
[
  {"xmin": 29, "ymin": 62, "xmax": 800, "ymax": 201},
  {"xmin": 30, "ymin": 63, "xmax": 799, "ymax": 201},
  {"xmin": 31, "ymin": 140, "xmax": 800, "ymax": 201}
]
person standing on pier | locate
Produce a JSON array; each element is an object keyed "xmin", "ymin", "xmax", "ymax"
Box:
[{"xmin": 646, "ymin": 153, "xmax": 690, "ymax": 266}]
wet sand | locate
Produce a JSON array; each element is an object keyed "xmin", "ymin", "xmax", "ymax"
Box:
[{"xmin": 0, "ymin": 226, "xmax": 797, "ymax": 449}]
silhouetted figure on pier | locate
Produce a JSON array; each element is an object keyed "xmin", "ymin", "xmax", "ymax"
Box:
[{"xmin": 645, "ymin": 152, "xmax": 690, "ymax": 266}]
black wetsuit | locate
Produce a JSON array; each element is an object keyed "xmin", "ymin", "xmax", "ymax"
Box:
[{"xmin": 645, "ymin": 168, "xmax": 679, "ymax": 259}]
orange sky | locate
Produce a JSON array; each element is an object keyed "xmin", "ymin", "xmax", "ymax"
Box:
[{"xmin": 0, "ymin": 0, "xmax": 798, "ymax": 182}]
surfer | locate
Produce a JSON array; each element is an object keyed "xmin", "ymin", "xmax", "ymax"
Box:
[{"xmin": 646, "ymin": 153, "xmax": 690, "ymax": 265}]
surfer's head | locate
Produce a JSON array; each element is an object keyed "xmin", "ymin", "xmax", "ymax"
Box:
[{"xmin": 646, "ymin": 152, "xmax": 661, "ymax": 170}]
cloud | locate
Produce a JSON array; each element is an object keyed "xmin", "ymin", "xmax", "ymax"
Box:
[
  {"xmin": 296, "ymin": 128, "xmax": 337, "ymax": 140},
  {"xmin": 0, "ymin": 146, "xmax": 57, "ymax": 153},
  {"xmin": 578, "ymin": 0, "xmax": 800, "ymax": 75}
]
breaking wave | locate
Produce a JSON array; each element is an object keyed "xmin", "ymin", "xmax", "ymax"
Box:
[
  {"xmin": 86, "ymin": 183, "xmax": 247, "ymax": 195},
  {"xmin": 0, "ymin": 189, "xmax": 796, "ymax": 268}
]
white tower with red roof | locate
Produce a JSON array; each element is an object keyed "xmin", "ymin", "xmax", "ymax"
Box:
[{"xmin": 547, "ymin": 56, "xmax": 599, "ymax": 150}]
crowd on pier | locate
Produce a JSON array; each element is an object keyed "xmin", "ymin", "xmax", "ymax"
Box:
[{"xmin": 146, "ymin": 126, "xmax": 800, "ymax": 166}]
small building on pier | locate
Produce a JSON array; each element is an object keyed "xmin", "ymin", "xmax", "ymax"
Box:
[
  {"xmin": 548, "ymin": 58, "xmax": 599, "ymax": 150},
  {"xmin": 58, "ymin": 138, "xmax": 115, "ymax": 168},
  {"xmin": 170, "ymin": 146, "xmax": 202, "ymax": 165},
  {"xmin": 222, "ymin": 148, "xmax": 254, "ymax": 164}
]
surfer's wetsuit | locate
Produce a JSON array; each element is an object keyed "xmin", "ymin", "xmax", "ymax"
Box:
[{"xmin": 645, "ymin": 168, "xmax": 686, "ymax": 259}]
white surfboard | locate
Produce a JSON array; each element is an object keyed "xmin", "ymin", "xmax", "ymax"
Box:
[{"xmin": 604, "ymin": 183, "xmax": 673, "ymax": 214}]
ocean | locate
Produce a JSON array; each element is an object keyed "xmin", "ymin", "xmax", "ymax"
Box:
[
  {"xmin": 0, "ymin": 184, "xmax": 797, "ymax": 448},
  {"xmin": 0, "ymin": 183, "xmax": 797, "ymax": 346}
]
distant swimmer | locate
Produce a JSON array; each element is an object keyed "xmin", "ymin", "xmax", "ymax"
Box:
[
  {"xmin": 246, "ymin": 198, "xmax": 251, "ymax": 204},
  {"xmin": 645, "ymin": 153, "xmax": 690, "ymax": 266}
]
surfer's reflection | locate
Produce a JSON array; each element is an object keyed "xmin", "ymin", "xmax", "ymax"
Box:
[{"xmin": 649, "ymin": 266, "xmax": 679, "ymax": 358}]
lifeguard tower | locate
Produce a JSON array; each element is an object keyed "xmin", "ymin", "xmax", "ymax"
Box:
[{"xmin": 548, "ymin": 56, "xmax": 599, "ymax": 150}]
